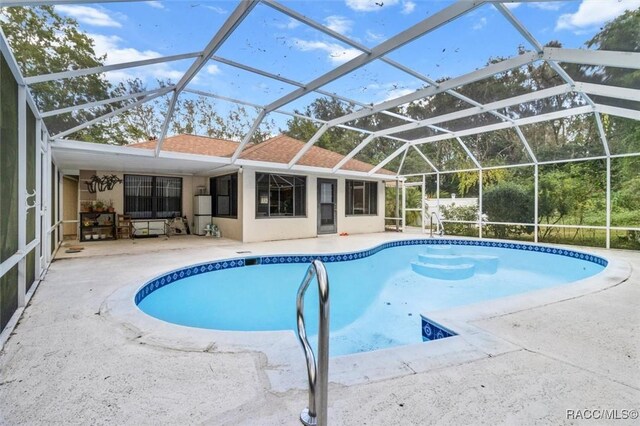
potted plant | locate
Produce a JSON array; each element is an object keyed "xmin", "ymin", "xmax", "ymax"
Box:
[
  {"xmin": 107, "ymin": 199, "xmax": 115, "ymax": 213},
  {"xmin": 94, "ymin": 200, "xmax": 106, "ymax": 213},
  {"xmin": 81, "ymin": 201, "xmax": 93, "ymax": 212}
]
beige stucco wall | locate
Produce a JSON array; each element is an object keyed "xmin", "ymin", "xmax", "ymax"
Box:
[
  {"xmin": 75, "ymin": 169, "xmax": 387, "ymax": 243},
  {"xmin": 209, "ymin": 172, "xmax": 243, "ymax": 241},
  {"xmin": 240, "ymin": 169, "xmax": 386, "ymax": 243},
  {"xmin": 62, "ymin": 176, "xmax": 79, "ymax": 238},
  {"xmin": 336, "ymin": 177, "xmax": 386, "ymax": 235},
  {"xmin": 241, "ymin": 169, "xmax": 317, "ymax": 243},
  {"xmin": 78, "ymin": 171, "xmax": 196, "ymax": 224}
]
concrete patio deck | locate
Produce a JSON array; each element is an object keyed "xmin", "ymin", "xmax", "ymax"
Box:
[{"xmin": 0, "ymin": 233, "xmax": 638, "ymax": 425}]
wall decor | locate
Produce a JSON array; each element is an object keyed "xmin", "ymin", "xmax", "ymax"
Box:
[{"xmin": 85, "ymin": 174, "xmax": 122, "ymax": 193}]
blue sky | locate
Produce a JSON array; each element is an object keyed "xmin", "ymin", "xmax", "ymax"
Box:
[{"xmin": 50, "ymin": 0, "xmax": 639, "ymax": 125}]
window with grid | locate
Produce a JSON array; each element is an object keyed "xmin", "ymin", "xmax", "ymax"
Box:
[
  {"xmin": 211, "ymin": 173, "xmax": 238, "ymax": 218},
  {"xmin": 124, "ymin": 175, "xmax": 182, "ymax": 219},
  {"xmin": 256, "ymin": 173, "xmax": 306, "ymax": 218},
  {"xmin": 345, "ymin": 180, "xmax": 378, "ymax": 215}
]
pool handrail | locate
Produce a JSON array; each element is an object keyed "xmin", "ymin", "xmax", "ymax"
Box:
[
  {"xmin": 430, "ymin": 211, "xmax": 445, "ymax": 237},
  {"xmin": 296, "ymin": 259, "xmax": 330, "ymax": 426}
]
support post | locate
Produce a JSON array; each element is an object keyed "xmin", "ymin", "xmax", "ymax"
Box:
[
  {"xmin": 534, "ymin": 164, "xmax": 539, "ymax": 243},
  {"xmin": 53, "ymin": 162, "xmax": 59, "ymax": 253},
  {"xmin": 43, "ymin": 137, "xmax": 51, "ymax": 267},
  {"xmin": 34, "ymin": 119, "xmax": 42, "ymax": 278},
  {"xmin": 421, "ymin": 174, "xmax": 426, "ymax": 234},
  {"xmin": 17, "ymin": 86, "xmax": 27, "ymax": 307},
  {"xmin": 401, "ymin": 181, "xmax": 406, "ymax": 232},
  {"xmin": 478, "ymin": 169, "xmax": 483, "ymax": 239},
  {"xmin": 606, "ymin": 157, "xmax": 611, "ymax": 249},
  {"xmin": 395, "ymin": 180, "xmax": 400, "ymax": 232},
  {"xmin": 436, "ymin": 173, "xmax": 441, "ymax": 219}
]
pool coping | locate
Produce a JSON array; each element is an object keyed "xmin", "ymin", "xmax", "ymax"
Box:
[{"xmin": 100, "ymin": 237, "xmax": 631, "ymax": 391}]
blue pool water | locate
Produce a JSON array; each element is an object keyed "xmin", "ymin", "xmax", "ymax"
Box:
[{"xmin": 136, "ymin": 240, "xmax": 606, "ymax": 356}]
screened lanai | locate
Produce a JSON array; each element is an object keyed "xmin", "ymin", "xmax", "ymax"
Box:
[{"xmin": 1, "ymin": 0, "xmax": 639, "ymax": 336}]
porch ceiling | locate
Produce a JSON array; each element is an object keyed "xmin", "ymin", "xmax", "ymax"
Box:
[{"xmin": 51, "ymin": 140, "xmax": 236, "ymax": 176}]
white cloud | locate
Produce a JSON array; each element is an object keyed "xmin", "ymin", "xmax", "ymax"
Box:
[
  {"xmin": 90, "ymin": 33, "xmax": 184, "ymax": 82},
  {"xmin": 205, "ymin": 5, "xmax": 228, "ymax": 15},
  {"xmin": 503, "ymin": 2, "xmax": 521, "ymax": 9},
  {"xmin": 473, "ymin": 17, "xmax": 487, "ymax": 30},
  {"xmin": 91, "ymin": 34, "xmax": 158, "ymax": 64},
  {"xmin": 355, "ymin": 81, "xmax": 419, "ymax": 103},
  {"xmin": 345, "ymin": 0, "xmax": 400, "ymax": 12},
  {"xmin": 529, "ymin": 2, "xmax": 564, "ymax": 11},
  {"xmin": 325, "ymin": 15, "xmax": 353, "ymax": 34},
  {"xmin": 365, "ymin": 29, "xmax": 385, "ymax": 42},
  {"xmin": 382, "ymin": 87, "xmax": 415, "ymax": 102},
  {"xmin": 292, "ymin": 39, "xmax": 361, "ymax": 65},
  {"xmin": 556, "ymin": 0, "xmax": 640, "ymax": 31},
  {"xmin": 206, "ymin": 64, "xmax": 221, "ymax": 75},
  {"xmin": 145, "ymin": 1, "xmax": 165, "ymax": 10},
  {"xmin": 56, "ymin": 5, "xmax": 122, "ymax": 28},
  {"xmin": 401, "ymin": 1, "xmax": 416, "ymax": 15},
  {"xmin": 274, "ymin": 17, "xmax": 300, "ymax": 30}
]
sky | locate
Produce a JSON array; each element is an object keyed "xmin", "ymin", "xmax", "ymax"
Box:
[{"xmin": 48, "ymin": 0, "xmax": 639, "ymax": 129}]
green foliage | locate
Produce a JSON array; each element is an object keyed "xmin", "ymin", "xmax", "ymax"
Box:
[
  {"xmin": 439, "ymin": 204, "xmax": 478, "ymax": 237},
  {"xmin": 1, "ymin": 6, "xmax": 120, "ymax": 143},
  {"xmin": 171, "ymin": 96, "xmax": 275, "ymax": 143},
  {"xmin": 538, "ymin": 162, "xmax": 606, "ymax": 235},
  {"xmin": 482, "ymin": 183, "xmax": 534, "ymax": 238},
  {"xmin": 284, "ymin": 98, "xmax": 408, "ymax": 164},
  {"xmin": 285, "ymin": 98, "xmax": 360, "ymax": 155},
  {"xmin": 440, "ymin": 204, "xmax": 478, "ymax": 221},
  {"xmin": 2, "ymin": 7, "xmax": 276, "ymax": 145},
  {"xmin": 585, "ymin": 8, "xmax": 640, "ymax": 89},
  {"xmin": 404, "ymin": 187, "xmax": 422, "ymax": 226},
  {"xmin": 457, "ymin": 169, "xmax": 508, "ymax": 196}
]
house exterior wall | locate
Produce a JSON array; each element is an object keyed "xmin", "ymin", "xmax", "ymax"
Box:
[
  {"xmin": 73, "ymin": 169, "xmax": 388, "ymax": 243},
  {"xmin": 209, "ymin": 172, "xmax": 243, "ymax": 241},
  {"xmin": 79, "ymin": 170, "xmax": 195, "ymax": 223},
  {"xmin": 241, "ymin": 169, "xmax": 318, "ymax": 243},
  {"xmin": 62, "ymin": 176, "xmax": 78, "ymax": 238},
  {"xmin": 240, "ymin": 168, "xmax": 387, "ymax": 243},
  {"xmin": 337, "ymin": 177, "xmax": 386, "ymax": 235}
]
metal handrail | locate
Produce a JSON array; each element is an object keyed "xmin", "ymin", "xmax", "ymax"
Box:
[
  {"xmin": 296, "ymin": 260, "xmax": 330, "ymax": 426},
  {"xmin": 429, "ymin": 212, "xmax": 445, "ymax": 237}
]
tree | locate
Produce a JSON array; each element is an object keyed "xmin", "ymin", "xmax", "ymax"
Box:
[
  {"xmin": 108, "ymin": 78, "xmax": 172, "ymax": 143},
  {"xmin": 171, "ymin": 95, "xmax": 276, "ymax": 143},
  {"xmin": 285, "ymin": 98, "xmax": 360, "ymax": 155},
  {"xmin": 482, "ymin": 182, "xmax": 534, "ymax": 238},
  {"xmin": 0, "ymin": 6, "xmax": 122, "ymax": 143}
]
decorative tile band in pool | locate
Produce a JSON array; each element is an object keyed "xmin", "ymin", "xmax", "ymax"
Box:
[
  {"xmin": 421, "ymin": 316, "xmax": 457, "ymax": 342},
  {"xmin": 135, "ymin": 238, "xmax": 608, "ymax": 305}
]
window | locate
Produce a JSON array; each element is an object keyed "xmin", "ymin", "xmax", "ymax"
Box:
[
  {"xmin": 211, "ymin": 173, "xmax": 237, "ymax": 218},
  {"xmin": 124, "ymin": 175, "xmax": 182, "ymax": 219},
  {"xmin": 256, "ymin": 173, "xmax": 306, "ymax": 217},
  {"xmin": 346, "ymin": 180, "xmax": 378, "ymax": 215}
]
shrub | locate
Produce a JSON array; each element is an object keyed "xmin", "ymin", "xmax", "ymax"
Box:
[{"xmin": 483, "ymin": 183, "xmax": 534, "ymax": 238}]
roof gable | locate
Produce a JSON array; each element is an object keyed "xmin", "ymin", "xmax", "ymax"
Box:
[{"xmin": 127, "ymin": 133, "xmax": 393, "ymax": 175}]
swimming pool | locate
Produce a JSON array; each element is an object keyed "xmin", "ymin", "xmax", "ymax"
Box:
[{"xmin": 135, "ymin": 239, "xmax": 606, "ymax": 356}]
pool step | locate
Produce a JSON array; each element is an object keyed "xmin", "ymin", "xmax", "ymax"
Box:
[
  {"xmin": 418, "ymin": 254, "xmax": 498, "ymax": 274},
  {"xmin": 410, "ymin": 261, "xmax": 475, "ymax": 280},
  {"xmin": 423, "ymin": 245, "xmax": 454, "ymax": 254}
]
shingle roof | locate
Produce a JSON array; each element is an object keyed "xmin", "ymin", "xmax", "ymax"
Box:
[
  {"xmin": 128, "ymin": 133, "xmax": 393, "ymax": 175},
  {"xmin": 240, "ymin": 134, "xmax": 394, "ymax": 174},
  {"xmin": 128, "ymin": 134, "xmax": 240, "ymax": 157}
]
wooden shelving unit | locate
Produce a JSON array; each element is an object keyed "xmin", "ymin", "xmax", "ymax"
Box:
[{"xmin": 80, "ymin": 212, "xmax": 116, "ymax": 242}]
